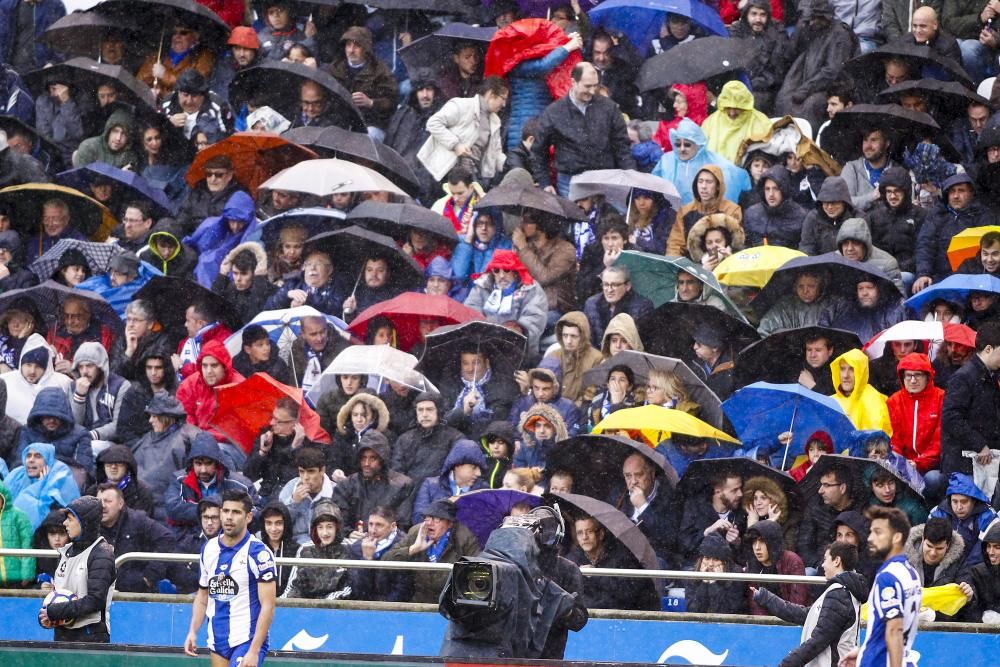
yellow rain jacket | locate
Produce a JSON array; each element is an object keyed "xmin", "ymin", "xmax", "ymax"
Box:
[
  {"xmin": 701, "ymin": 81, "xmax": 772, "ymax": 163},
  {"xmin": 829, "ymin": 348, "xmax": 893, "ymax": 435}
]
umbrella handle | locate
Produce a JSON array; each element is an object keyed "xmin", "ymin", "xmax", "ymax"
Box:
[
  {"xmin": 780, "ymin": 402, "xmax": 799, "ymax": 470},
  {"xmin": 154, "ymin": 27, "xmax": 165, "ymax": 88}
]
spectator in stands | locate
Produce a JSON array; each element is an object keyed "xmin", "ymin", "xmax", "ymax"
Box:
[
  {"xmin": 798, "ymin": 465, "xmax": 860, "ymax": 570},
  {"xmin": 347, "ymin": 506, "xmax": 411, "ymax": 602},
  {"xmin": 5, "ymin": 442, "xmax": 80, "ymax": 530},
  {"xmin": 328, "ymin": 27, "xmax": 397, "ymax": 140},
  {"xmin": 685, "ymin": 533, "xmax": 749, "ymax": 614},
  {"xmin": 941, "ymin": 322, "xmax": 1000, "ymax": 476},
  {"xmin": 679, "ymin": 472, "xmax": 745, "ymax": 564},
  {"xmin": 464, "ymin": 249, "xmax": 548, "ymax": 354},
  {"xmin": 244, "ymin": 397, "xmax": 314, "ymax": 502},
  {"xmin": 70, "ymin": 342, "xmax": 130, "ymax": 444},
  {"xmin": 279, "ymin": 446, "xmax": 336, "ymax": 545},
  {"xmin": 256, "ymin": 501, "xmax": 297, "ymax": 597},
  {"xmin": 904, "ymin": 518, "xmax": 970, "ymax": 606},
  {"xmin": 412, "ymin": 440, "xmax": 488, "ymax": 524},
  {"xmin": 176, "ymin": 341, "xmax": 243, "ymax": 453},
  {"xmin": 928, "ymin": 473, "xmax": 998, "ymax": 568},
  {"xmin": 818, "ymin": 278, "xmax": 906, "ymax": 345},
  {"xmin": 17, "ymin": 386, "xmax": 93, "ymax": 474},
  {"xmin": 333, "ymin": 431, "xmax": 414, "ymax": 534},
  {"xmin": 391, "ymin": 393, "xmax": 464, "ymax": 487},
  {"xmin": 611, "ymin": 452, "xmax": 680, "ymax": 566},
  {"xmin": 1, "ymin": 335, "xmax": 72, "ymax": 426},
  {"xmin": 0, "ymin": 479, "xmax": 33, "ymax": 586},
  {"xmin": 282, "ymin": 500, "xmax": 351, "ymax": 599},
  {"xmin": 47, "ymin": 295, "xmax": 116, "ymax": 368},
  {"xmin": 96, "ymin": 483, "xmax": 176, "ymax": 593},
  {"xmin": 960, "ymin": 521, "xmax": 1000, "ymax": 622},
  {"xmin": 173, "ymin": 497, "xmax": 222, "ymax": 594},
  {"xmin": 566, "ymin": 514, "xmax": 660, "ymax": 610},
  {"xmin": 745, "ymin": 520, "xmax": 808, "ymax": 614},
  {"xmin": 86, "ymin": 445, "xmax": 155, "ymax": 517},
  {"xmin": 583, "ymin": 266, "xmax": 654, "ymax": 348}
]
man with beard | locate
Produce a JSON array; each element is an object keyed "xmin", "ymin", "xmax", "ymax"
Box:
[
  {"xmin": 819, "ymin": 279, "xmax": 906, "ymax": 343},
  {"xmin": 959, "ymin": 521, "xmax": 1000, "ymax": 622},
  {"xmin": 341, "ymin": 256, "xmax": 406, "ymax": 322},
  {"xmin": 210, "ymin": 27, "xmax": 260, "ymax": 104},
  {"xmin": 588, "ymin": 30, "xmax": 640, "ymax": 118},
  {"xmin": 932, "ymin": 338, "xmax": 974, "ymax": 388},
  {"xmin": 840, "ymin": 129, "xmax": 899, "ymax": 211},
  {"xmin": 391, "ymin": 393, "xmax": 463, "ymax": 487},
  {"xmin": 244, "ymin": 398, "xmax": 314, "ymax": 502},
  {"xmin": 333, "ymin": 431, "xmax": 414, "ymax": 534},
  {"xmin": 728, "ymin": 0, "xmax": 789, "ymax": 115},
  {"xmin": 742, "ymin": 165, "xmax": 807, "ymax": 249},
  {"xmin": 799, "ymin": 466, "xmax": 861, "ymax": 571},
  {"xmin": 679, "ymin": 472, "xmax": 745, "ymax": 565},
  {"xmin": 386, "ymin": 81, "xmax": 443, "ymax": 200},
  {"xmin": 840, "ymin": 507, "xmax": 921, "ymax": 667}
]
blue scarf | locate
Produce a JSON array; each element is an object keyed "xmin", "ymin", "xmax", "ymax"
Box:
[
  {"xmin": 116, "ymin": 473, "xmax": 132, "ymax": 492},
  {"xmin": 426, "ymin": 529, "xmax": 451, "ymax": 563},
  {"xmin": 168, "ymin": 46, "xmax": 195, "ymax": 67},
  {"xmin": 453, "ymin": 367, "xmax": 493, "ymax": 420}
]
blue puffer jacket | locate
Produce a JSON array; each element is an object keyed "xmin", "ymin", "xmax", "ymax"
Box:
[
  {"xmin": 506, "ymin": 47, "xmax": 570, "ymax": 149},
  {"xmin": 411, "ymin": 440, "xmax": 488, "ymax": 524},
  {"xmin": 183, "ymin": 191, "xmax": 256, "ymax": 288},
  {"xmin": 929, "ymin": 473, "xmax": 998, "ymax": 568},
  {"xmin": 16, "ymin": 387, "xmax": 93, "ymax": 473},
  {"xmin": 6, "ymin": 442, "xmax": 80, "ymax": 530},
  {"xmin": 450, "ymin": 210, "xmax": 513, "ymax": 285}
]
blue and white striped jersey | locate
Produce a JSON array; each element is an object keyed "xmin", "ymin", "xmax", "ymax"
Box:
[
  {"xmin": 858, "ymin": 554, "xmax": 922, "ymax": 667},
  {"xmin": 199, "ymin": 531, "xmax": 276, "ymax": 650}
]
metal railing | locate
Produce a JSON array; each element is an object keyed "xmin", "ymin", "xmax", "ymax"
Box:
[{"xmin": 0, "ymin": 548, "xmax": 827, "ymax": 585}]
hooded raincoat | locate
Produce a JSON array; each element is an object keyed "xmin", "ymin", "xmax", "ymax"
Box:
[
  {"xmin": 0, "ymin": 333, "xmax": 72, "ymax": 425},
  {"xmin": 175, "ymin": 339, "xmax": 245, "ymax": 442},
  {"xmin": 746, "ymin": 520, "xmax": 809, "ymax": 615},
  {"xmin": 652, "ymin": 119, "xmax": 752, "ymax": 206},
  {"xmin": 702, "ymin": 81, "xmax": 773, "ymax": 163},
  {"xmin": 829, "ymin": 349, "xmax": 893, "ymax": 435},
  {"xmin": 6, "ymin": 442, "xmax": 80, "ymax": 530},
  {"xmin": 16, "ymin": 386, "xmax": 93, "ymax": 473},
  {"xmin": 887, "ymin": 353, "xmax": 944, "ymax": 474},
  {"xmin": 183, "ymin": 190, "xmax": 256, "ymax": 288},
  {"xmin": 547, "ymin": 311, "xmax": 604, "ymax": 403},
  {"xmin": 667, "ymin": 166, "xmax": 744, "ymax": 257}
]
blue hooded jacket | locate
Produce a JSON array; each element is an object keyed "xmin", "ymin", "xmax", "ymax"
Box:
[
  {"xmin": 450, "ymin": 208, "xmax": 513, "ymax": 286},
  {"xmin": 16, "ymin": 387, "xmax": 93, "ymax": 473},
  {"xmin": 184, "ymin": 191, "xmax": 256, "ymax": 288},
  {"xmin": 77, "ymin": 261, "xmax": 162, "ymax": 318},
  {"xmin": 929, "ymin": 472, "xmax": 998, "ymax": 567},
  {"xmin": 411, "ymin": 439, "xmax": 489, "ymax": 524},
  {"xmin": 165, "ymin": 431, "xmax": 258, "ymax": 530},
  {"xmin": 651, "ymin": 119, "xmax": 752, "ymax": 205},
  {"xmin": 6, "ymin": 442, "xmax": 81, "ymax": 530}
]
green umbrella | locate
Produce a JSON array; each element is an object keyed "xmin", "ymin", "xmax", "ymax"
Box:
[{"xmin": 614, "ymin": 250, "xmax": 746, "ymax": 321}]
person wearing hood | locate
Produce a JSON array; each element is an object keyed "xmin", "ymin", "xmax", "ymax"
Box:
[
  {"xmin": 282, "ymin": 500, "xmax": 352, "ymax": 599},
  {"xmin": 211, "ymin": 244, "xmax": 276, "ymax": 327},
  {"xmin": 685, "ymin": 533, "xmax": 749, "ymax": 614},
  {"xmin": 39, "ymin": 496, "xmax": 116, "ymax": 643},
  {"xmin": 332, "ymin": 391, "xmax": 392, "ymax": 479},
  {"xmin": 117, "ymin": 345, "xmax": 178, "ymax": 446},
  {"xmin": 327, "ymin": 25, "xmax": 398, "ymax": 139},
  {"xmin": 866, "ymin": 166, "xmax": 925, "ymax": 277},
  {"xmin": 0, "ymin": 335, "xmax": 72, "ymax": 425},
  {"xmin": 790, "ymin": 430, "xmax": 836, "ymax": 482},
  {"xmin": 727, "ymin": 0, "xmax": 790, "ymax": 115},
  {"xmin": 478, "ymin": 420, "xmax": 515, "ymax": 489},
  {"xmin": 0, "ymin": 478, "xmax": 34, "ymax": 586},
  {"xmin": 887, "ymin": 353, "xmax": 945, "ymax": 484},
  {"xmin": 256, "ymin": 500, "xmax": 297, "ymax": 597},
  {"xmin": 6, "ymin": 442, "xmax": 80, "ymax": 530},
  {"xmin": 743, "ymin": 165, "xmax": 808, "ymax": 249},
  {"xmin": 653, "ymin": 82, "xmax": 710, "ymax": 153},
  {"xmin": 256, "ymin": 1, "xmax": 315, "ymax": 61},
  {"xmin": 685, "ymin": 213, "xmax": 746, "ymax": 272},
  {"xmin": 515, "ymin": 402, "xmax": 569, "ymax": 469},
  {"xmin": 464, "ymin": 249, "xmax": 549, "ymax": 354},
  {"xmin": 702, "ymin": 81, "xmax": 773, "ymax": 164},
  {"xmin": 510, "ymin": 367, "xmax": 581, "ymax": 435},
  {"xmin": 752, "ymin": 540, "xmax": 866, "ymax": 667},
  {"xmin": 818, "ymin": 275, "xmax": 906, "ymax": 342},
  {"xmin": 95, "ymin": 482, "xmax": 176, "ymax": 593},
  {"xmin": 139, "ymin": 219, "xmax": 198, "ymax": 278},
  {"xmin": 827, "ymin": 348, "xmax": 892, "ymax": 434},
  {"xmin": 903, "ymin": 518, "xmax": 970, "ymax": 606},
  {"xmin": 71, "ymin": 107, "xmax": 139, "ymax": 169},
  {"xmin": 244, "ymin": 397, "xmax": 318, "ymax": 502},
  {"xmin": 545, "ymin": 311, "xmax": 603, "ymax": 404},
  {"xmin": 914, "ymin": 173, "xmax": 997, "ymax": 290},
  {"xmin": 130, "ymin": 393, "xmax": 198, "ymax": 520},
  {"xmin": 183, "ymin": 190, "xmax": 255, "ymax": 288},
  {"xmin": 412, "ymin": 440, "xmax": 489, "ymax": 524},
  {"xmin": 391, "ymin": 392, "xmax": 464, "ymax": 487},
  {"xmin": 85, "ymin": 445, "xmax": 155, "ymax": 517},
  {"xmin": 652, "ymin": 119, "xmax": 753, "ymax": 206},
  {"xmin": 0, "ymin": 377, "xmax": 21, "ymax": 470},
  {"xmin": 0, "ymin": 230, "xmax": 38, "ymax": 292},
  {"xmin": 32, "ymin": 508, "xmax": 66, "ymax": 582},
  {"xmin": 668, "ymin": 167, "xmax": 744, "ymax": 258},
  {"xmin": 799, "ymin": 177, "xmax": 859, "ymax": 256},
  {"xmin": 836, "ymin": 218, "xmax": 905, "ymax": 293},
  {"xmin": 959, "ymin": 520, "xmax": 1000, "ymax": 622},
  {"xmin": 69, "ymin": 342, "xmax": 130, "ymax": 444},
  {"xmin": 451, "ymin": 206, "xmax": 512, "ymax": 291},
  {"xmin": 176, "ymin": 339, "xmax": 244, "ymax": 444},
  {"xmin": 333, "ymin": 430, "xmax": 414, "ymax": 535},
  {"xmin": 165, "ymin": 431, "xmax": 258, "ymax": 537},
  {"xmin": 758, "ymin": 271, "xmax": 834, "ymax": 337},
  {"xmin": 16, "ymin": 386, "xmax": 93, "ymax": 474},
  {"xmin": 929, "ymin": 472, "xmax": 998, "ymax": 568},
  {"xmin": 745, "ymin": 520, "xmax": 809, "ymax": 614},
  {"xmin": 598, "ymin": 312, "xmax": 644, "ymax": 360},
  {"xmin": 969, "ymin": 126, "xmax": 1000, "ymax": 215},
  {"xmin": 941, "ymin": 322, "xmax": 1000, "ymax": 476},
  {"xmin": 231, "ymin": 325, "xmax": 291, "ymax": 386},
  {"xmin": 210, "ymin": 26, "xmax": 261, "ymax": 105},
  {"xmin": 386, "ymin": 80, "xmax": 444, "ymax": 202}
]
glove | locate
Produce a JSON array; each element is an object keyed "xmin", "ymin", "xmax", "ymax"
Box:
[
  {"xmin": 791, "ymin": 91, "xmax": 808, "ymax": 105},
  {"xmin": 158, "ymin": 579, "xmax": 178, "ymax": 595}
]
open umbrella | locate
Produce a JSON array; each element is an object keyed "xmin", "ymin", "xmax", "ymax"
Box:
[
  {"xmin": 580, "ymin": 350, "xmax": 725, "ymax": 429},
  {"xmin": 306, "ymin": 344, "xmax": 438, "ymax": 405},
  {"xmin": 944, "ymin": 322, "xmax": 977, "ymax": 349},
  {"xmin": 947, "ymin": 225, "xmax": 1000, "ymax": 271},
  {"xmin": 638, "ymin": 301, "xmax": 759, "ymax": 360},
  {"xmin": 722, "ymin": 383, "xmax": 858, "ymax": 468},
  {"xmin": 259, "ymin": 158, "xmax": 408, "ymax": 199},
  {"xmin": 186, "ymin": 133, "xmax": 318, "ymax": 197},
  {"xmin": 568, "ymin": 169, "xmax": 681, "ymax": 212},
  {"xmin": 229, "ymin": 61, "xmax": 365, "ymax": 133},
  {"xmin": 800, "ymin": 454, "xmax": 926, "ymax": 511},
  {"xmin": 592, "ymin": 404, "xmax": 740, "ymax": 445},
  {"xmin": 637, "ymin": 36, "xmax": 750, "ymax": 92},
  {"xmin": 0, "ymin": 183, "xmax": 117, "ymax": 242},
  {"xmin": 339, "ymin": 0, "xmax": 471, "ymax": 13},
  {"xmin": 244, "ymin": 207, "xmax": 348, "ymax": 247},
  {"xmin": 29, "ymin": 239, "xmax": 125, "ymax": 283},
  {"xmin": 56, "ymin": 162, "xmax": 174, "ymax": 219},
  {"xmin": 0, "ymin": 115, "xmax": 63, "ymax": 172},
  {"xmin": 307, "ymin": 226, "xmax": 424, "ymax": 292},
  {"xmin": 211, "ymin": 372, "xmax": 331, "ymax": 455},
  {"xmin": 133, "ymin": 276, "xmax": 239, "ymax": 338},
  {"xmin": 455, "ymin": 489, "xmax": 541, "ymax": 548},
  {"xmin": 714, "ymin": 245, "xmax": 805, "ymax": 288},
  {"xmin": 347, "ymin": 292, "xmax": 484, "ymax": 353},
  {"xmin": 734, "ymin": 326, "xmax": 862, "ymax": 388},
  {"xmin": 904, "ymin": 273, "xmax": 1000, "ymax": 314},
  {"xmin": 23, "ymin": 57, "xmax": 157, "ymax": 113},
  {"xmin": 223, "ymin": 305, "xmax": 349, "ymax": 360},
  {"xmin": 94, "ymin": 0, "xmax": 231, "ymax": 49},
  {"xmin": 876, "ymin": 78, "xmax": 990, "ymax": 125},
  {"xmin": 821, "ymin": 103, "xmax": 958, "ymax": 165},
  {"xmin": 843, "ymin": 41, "xmax": 973, "ymax": 92},
  {"xmin": 39, "ymin": 12, "xmax": 142, "ymax": 59},
  {"xmin": 417, "ymin": 320, "xmax": 527, "ymax": 386},
  {"xmin": 346, "ymin": 201, "xmax": 457, "ymax": 249},
  {"xmin": 546, "ymin": 434, "xmax": 678, "ymax": 501},
  {"xmin": 614, "ymin": 250, "xmax": 746, "ymax": 318},
  {"xmin": 862, "ymin": 320, "xmax": 944, "ymax": 359},
  {"xmin": 399, "ymin": 23, "xmax": 495, "ymax": 83},
  {"xmin": 0, "ymin": 280, "xmax": 122, "ymax": 338},
  {"xmin": 679, "ymin": 457, "xmax": 800, "ymax": 507},
  {"xmin": 282, "ymin": 126, "xmax": 419, "ymax": 196},
  {"xmin": 589, "ymin": 0, "xmax": 727, "ymax": 57},
  {"xmin": 476, "ymin": 182, "xmax": 586, "ymax": 219}
]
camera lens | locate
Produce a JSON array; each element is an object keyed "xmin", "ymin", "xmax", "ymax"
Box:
[{"xmin": 458, "ymin": 565, "xmax": 493, "ymax": 601}]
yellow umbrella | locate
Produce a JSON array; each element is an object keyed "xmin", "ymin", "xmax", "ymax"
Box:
[
  {"xmin": 592, "ymin": 405, "xmax": 740, "ymax": 446},
  {"xmin": 947, "ymin": 225, "xmax": 1000, "ymax": 271},
  {"xmin": 0, "ymin": 183, "xmax": 117, "ymax": 243},
  {"xmin": 714, "ymin": 245, "xmax": 805, "ymax": 288}
]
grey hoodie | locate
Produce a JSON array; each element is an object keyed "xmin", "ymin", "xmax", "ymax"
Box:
[{"xmin": 835, "ymin": 218, "xmax": 905, "ymax": 294}]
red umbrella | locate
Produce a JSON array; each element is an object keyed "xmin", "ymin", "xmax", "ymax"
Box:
[
  {"xmin": 943, "ymin": 322, "xmax": 976, "ymax": 349},
  {"xmin": 186, "ymin": 132, "xmax": 317, "ymax": 196},
  {"xmin": 484, "ymin": 18, "xmax": 581, "ymax": 100},
  {"xmin": 210, "ymin": 373, "xmax": 331, "ymax": 454},
  {"xmin": 347, "ymin": 292, "xmax": 484, "ymax": 353}
]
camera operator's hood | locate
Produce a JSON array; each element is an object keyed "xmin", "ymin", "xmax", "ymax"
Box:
[{"xmin": 482, "ymin": 527, "xmax": 542, "ymax": 582}]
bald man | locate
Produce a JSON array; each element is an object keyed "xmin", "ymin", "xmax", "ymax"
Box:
[
  {"xmin": 905, "ymin": 6, "xmax": 962, "ymax": 64},
  {"xmin": 882, "ymin": 1, "xmax": 942, "ymax": 43}
]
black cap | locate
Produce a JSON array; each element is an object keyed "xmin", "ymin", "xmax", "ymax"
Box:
[
  {"xmin": 423, "ymin": 499, "xmax": 457, "ymax": 522},
  {"xmin": 176, "ymin": 69, "xmax": 209, "ymax": 95}
]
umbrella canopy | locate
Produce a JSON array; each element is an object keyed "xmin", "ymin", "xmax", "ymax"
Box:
[
  {"xmin": 417, "ymin": 320, "xmax": 527, "ymax": 385},
  {"xmin": 346, "ymin": 292, "xmax": 484, "ymax": 353},
  {"xmin": 679, "ymin": 457, "xmax": 800, "ymax": 508},
  {"xmin": 211, "ymin": 373, "xmax": 331, "ymax": 455},
  {"xmin": 230, "ymin": 61, "xmax": 365, "ymax": 133},
  {"xmin": 568, "ymin": 168, "xmax": 681, "ymax": 211},
  {"xmin": 820, "ymin": 103, "xmax": 957, "ymax": 164},
  {"xmin": 946, "ymin": 225, "xmax": 1000, "ymax": 271},
  {"xmin": 943, "ymin": 322, "xmax": 977, "ymax": 349},
  {"xmin": 734, "ymin": 326, "xmax": 862, "ymax": 388},
  {"xmin": 307, "ymin": 226, "xmax": 424, "ymax": 292},
  {"xmin": 546, "ymin": 434, "xmax": 678, "ymax": 501},
  {"xmin": 306, "ymin": 344, "xmax": 438, "ymax": 405},
  {"xmin": 39, "ymin": 12, "xmax": 142, "ymax": 59},
  {"xmin": 94, "ymin": 0, "xmax": 231, "ymax": 49},
  {"xmin": 614, "ymin": 250, "xmax": 746, "ymax": 318},
  {"xmin": 638, "ymin": 301, "xmax": 760, "ymax": 359},
  {"xmin": 399, "ymin": 23, "xmax": 495, "ymax": 83},
  {"xmin": 580, "ymin": 350, "xmax": 724, "ymax": 429},
  {"xmin": 23, "ymin": 57, "xmax": 157, "ymax": 112},
  {"xmin": 29, "ymin": 239, "xmax": 125, "ymax": 283},
  {"xmin": 905, "ymin": 273, "xmax": 1000, "ymax": 314},
  {"xmin": 800, "ymin": 454, "xmax": 926, "ymax": 510},
  {"xmin": 862, "ymin": 320, "xmax": 944, "ymax": 359},
  {"xmin": 714, "ymin": 245, "xmax": 805, "ymax": 288},
  {"xmin": 592, "ymin": 404, "xmax": 740, "ymax": 445},
  {"xmin": 455, "ymin": 489, "xmax": 542, "ymax": 549},
  {"xmin": 843, "ymin": 41, "xmax": 973, "ymax": 91},
  {"xmin": 752, "ymin": 252, "xmax": 900, "ymax": 316},
  {"xmin": 132, "ymin": 276, "xmax": 240, "ymax": 338},
  {"xmin": 0, "ymin": 116, "xmax": 63, "ymax": 171},
  {"xmin": 722, "ymin": 383, "xmax": 858, "ymax": 468},
  {"xmin": 876, "ymin": 78, "xmax": 990, "ymax": 125},
  {"xmin": 0, "ymin": 280, "xmax": 122, "ymax": 338},
  {"xmin": 589, "ymin": 0, "xmax": 727, "ymax": 55},
  {"xmin": 186, "ymin": 133, "xmax": 318, "ymax": 196},
  {"xmin": 223, "ymin": 305, "xmax": 349, "ymax": 360},
  {"xmin": 282, "ymin": 125, "xmax": 419, "ymax": 197},
  {"xmin": 244, "ymin": 207, "xmax": 348, "ymax": 247},
  {"xmin": 0, "ymin": 183, "xmax": 117, "ymax": 241},
  {"xmin": 259, "ymin": 158, "xmax": 408, "ymax": 199},
  {"xmin": 56, "ymin": 162, "xmax": 174, "ymax": 218},
  {"xmin": 476, "ymin": 182, "xmax": 585, "ymax": 219},
  {"xmin": 346, "ymin": 201, "xmax": 457, "ymax": 249},
  {"xmin": 637, "ymin": 36, "xmax": 750, "ymax": 92}
]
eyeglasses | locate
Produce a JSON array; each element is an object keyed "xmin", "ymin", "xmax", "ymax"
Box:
[
  {"xmin": 300, "ymin": 99, "xmax": 324, "ymax": 108},
  {"xmin": 903, "ymin": 372, "xmax": 927, "ymax": 381},
  {"xmin": 204, "ymin": 170, "xmax": 229, "ymax": 179},
  {"xmin": 602, "ymin": 281, "xmax": 626, "ymax": 289},
  {"xmin": 125, "ymin": 316, "xmax": 148, "ymax": 325}
]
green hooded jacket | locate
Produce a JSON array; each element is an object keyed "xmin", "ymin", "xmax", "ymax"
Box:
[{"xmin": 0, "ymin": 480, "xmax": 35, "ymax": 585}]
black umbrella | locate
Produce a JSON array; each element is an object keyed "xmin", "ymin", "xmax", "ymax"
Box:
[
  {"xmin": 0, "ymin": 280, "xmax": 122, "ymax": 339},
  {"xmin": 399, "ymin": 22, "xmax": 495, "ymax": 82},
  {"xmin": 94, "ymin": 0, "xmax": 231, "ymax": 48},
  {"xmin": 346, "ymin": 201, "xmax": 457, "ymax": 248},
  {"xmin": 282, "ymin": 125, "xmax": 419, "ymax": 196},
  {"xmin": 476, "ymin": 182, "xmax": 586, "ymax": 219},
  {"xmin": 230, "ymin": 62, "xmax": 366, "ymax": 133},
  {"xmin": 132, "ymin": 276, "xmax": 240, "ymax": 339},
  {"xmin": 734, "ymin": 326, "xmax": 863, "ymax": 389},
  {"xmin": 799, "ymin": 454, "xmax": 926, "ymax": 513},
  {"xmin": 335, "ymin": 0, "xmax": 471, "ymax": 14},
  {"xmin": 307, "ymin": 225, "xmax": 424, "ymax": 292},
  {"xmin": 546, "ymin": 434, "xmax": 678, "ymax": 502},
  {"xmin": 637, "ymin": 36, "xmax": 750, "ymax": 92},
  {"xmin": 23, "ymin": 57, "xmax": 157, "ymax": 113},
  {"xmin": 637, "ymin": 302, "xmax": 760, "ymax": 361},
  {"xmin": 679, "ymin": 457, "xmax": 801, "ymax": 509},
  {"xmin": 39, "ymin": 12, "xmax": 142, "ymax": 59},
  {"xmin": 581, "ymin": 350, "xmax": 725, "ymax": 429},
  {"xmin": 249, "ymin": 207, "xmax": 349, "ymax": 248},
  {"xmin": 0, "ymin": 115, "xmax": 64, "ymax": 172},
  {"xmin": 843, "ymin": 41, "xmax": 973, "ymax": 92},
  {"xmin": 821, "ymin": 103, "xmax": 960, "ymax": 164},
  {"xmin": 876, "ymin": 78, "xmax": 990, "ymax": 124},
  {"xmin": 752, "ymin": 252, "xmax": 901, "ymax": 317},
  {"xmin": 417, "ymin": 320, "xmax": 527, "ymax": 385}
]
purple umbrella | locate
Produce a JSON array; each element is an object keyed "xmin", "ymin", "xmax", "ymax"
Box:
[{"xmin": 455, "ymin": 489, "xmax": 542, "ymax": 548}]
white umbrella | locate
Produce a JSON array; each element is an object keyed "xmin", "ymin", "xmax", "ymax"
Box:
[
  {"xmin": 259, "ymin": 158, "xmax": 408, "ymax": 198},
  {"xmin": 224, "ymin": 306, "xmax": 350, "ymax": 373},
  {"xmin": 568, "ymin": 168, "xmax": 682, "ymax": 211},
  {"xmin": 306, "ymin": 344, "xmax": 438, "ymax": 405},
  {"xmin": 863, "ymin": 320, "xmax": 943, "ymax": 359}
]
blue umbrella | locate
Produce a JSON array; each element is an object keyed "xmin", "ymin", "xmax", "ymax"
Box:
[
  {"xmin": 722, "ymin": 382, "xmax": 858, "ymax": 469},
  {"xmin": 589, "ymin": 0, "xmax": 727, "ymax": 56},
  {"xmin": 77, "ymin": 261, "xmax": 163, "ymax": 319},
  {"xmin": 56, "ymin": 162, "xmax": 174, "ymax": 218},
  {"xmin": 455, "ymin": 489, "xmax": 542, "ymax": 548},
  {"xmin": 904, "ymin": 273, "xmax": 1000, "ymax": 314}
]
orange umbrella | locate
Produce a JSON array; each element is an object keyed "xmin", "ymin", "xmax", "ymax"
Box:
[
  {"xmin": 185, "ymin": 132, "xmax": 317, "ymax": 196},
  {"xmin": 210, "ymin": 373, "xmax": 331, "ymax": 454}
]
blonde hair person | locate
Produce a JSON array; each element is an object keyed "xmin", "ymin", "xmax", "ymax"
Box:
[
  {"xmin": 645, "ymin": 368, "xmax": 700, "ymax": 416},
  {"xmin": 503, "ymin": 466, "xmax": 544, "ymax": 495}
]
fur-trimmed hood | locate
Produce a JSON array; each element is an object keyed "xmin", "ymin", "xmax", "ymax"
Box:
[
  {"xmin": 742, "ymin": 475, "xmax": 788, "ymax": 523},
  {"xmin": 517, "ymin": 401, "xmax": 569, "ymax": 442},
  {"xmin": 336, "ymin": 392, "xmax": 391, "ymax": 435},
  {"xmin": 686, "ymin": 212, "xmax": 746, "ymax": 262},
  {"xmin": 223, "ymin": 241, "xmax": 268, "ymax": 276},
  {"xmin": 904, "ymin": 523, "xmax": 966, "ymax": 581}
]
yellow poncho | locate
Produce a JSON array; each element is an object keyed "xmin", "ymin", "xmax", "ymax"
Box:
[
  {"xmin": 701, "ymin": 80, "xmax": 773, "ymax": 163},
  {"xmin": 829, "ymin": 348, "xmax": 893, "ymax": 436}
]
